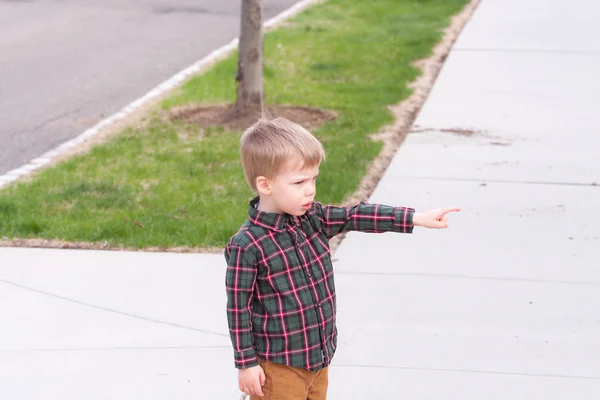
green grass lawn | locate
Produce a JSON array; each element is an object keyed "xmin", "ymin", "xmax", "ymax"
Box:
[{"xmin": 0, "ymin": 0, "xmax": 469, "ymax": 249}]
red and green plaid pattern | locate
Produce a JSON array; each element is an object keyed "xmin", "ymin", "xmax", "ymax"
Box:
[{"xmin": 225, "ymin": 197, "xmax": 414, "ymax": 370}]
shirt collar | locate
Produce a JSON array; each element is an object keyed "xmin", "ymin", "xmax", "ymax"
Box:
[{"xmin": 248, "ymin": 196, "xmax": 288, "ymax": 231}]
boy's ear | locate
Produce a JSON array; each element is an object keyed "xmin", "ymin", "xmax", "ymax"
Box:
[{"xmin": 256, "ymin": 176, "xmax": 272, "ymax": 195}]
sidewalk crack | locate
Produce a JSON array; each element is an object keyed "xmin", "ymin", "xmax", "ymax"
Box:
[{"xmin": 0, "ymin": 277, "xmax": 228, "ymax": 337}]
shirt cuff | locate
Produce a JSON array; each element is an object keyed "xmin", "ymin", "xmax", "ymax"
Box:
[
  {"xmin": 234, "ymin": 348, "xmax": 259, "ymax": 369},
  {"xmin": 393, "ymin": 207, "xmax": 415, "ymax": 233}
]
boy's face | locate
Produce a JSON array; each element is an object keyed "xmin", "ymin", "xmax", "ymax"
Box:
[{"xmin": 267, "ymin": 157, "xmax": 319, "ymax": 216}]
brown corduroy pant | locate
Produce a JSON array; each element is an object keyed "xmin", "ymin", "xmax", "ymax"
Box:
[{"xmin": 250, "ymin": 358, "xmax": 329, "ymax": 400}]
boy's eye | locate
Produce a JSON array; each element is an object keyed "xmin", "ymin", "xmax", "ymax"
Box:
[{"xmin": 294, "ymin": 181, "xmax": 304, "ymax": 185}]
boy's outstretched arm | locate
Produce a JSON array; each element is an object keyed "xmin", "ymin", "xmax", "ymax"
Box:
[{"xmin": 314, "ymin": 202, "xmax": 460, "ymax": 239}]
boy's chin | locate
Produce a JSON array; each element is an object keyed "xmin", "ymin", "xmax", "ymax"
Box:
[{"xmin": 288, "ymin": 209, "xmax": 308, "ymax": 217}]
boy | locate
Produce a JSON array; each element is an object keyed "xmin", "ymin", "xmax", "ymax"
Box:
[{"xmin": 225, "ymin": 117, "xmax": 459, "ymax": 399}]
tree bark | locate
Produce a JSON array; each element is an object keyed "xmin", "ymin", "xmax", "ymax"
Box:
[{"xmin": 235, "ymin": 0, "xmax": 264, "ymax": 114}]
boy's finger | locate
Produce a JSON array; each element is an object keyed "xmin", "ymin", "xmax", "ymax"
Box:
[
  {"xmin": 255, "ymin": 383, "xmax": 264, "ymax": 397},
  {"xmin": 440, "ymin": 207, "xmax": 461, "ymax": 216},
  {"xmin": 260, "ymin": 370, "xmax": 266, "ymax": 386}
]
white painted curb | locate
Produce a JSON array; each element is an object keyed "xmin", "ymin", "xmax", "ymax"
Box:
[{"xmin": 0, "ymin": 0, "xmax": 322, "ymax": 190}]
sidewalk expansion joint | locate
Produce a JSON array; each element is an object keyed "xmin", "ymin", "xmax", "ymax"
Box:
[
  {"xmin": 398, "ymin": 176, "xmax": 599, "ymax": 188},
  {"xmin": 0, "ymin": 345, "xmax": 230, "ymax": 354},
  {"xmin": 334, "ymin": 364, "xmax": 600, "ymax": 381},
  {"xmin": 453, "ymin": 47, "xmax": 600, "ymax": 55},
  {"xmin": 336, "ymin": 271, "xmax": 600, "ymax": 287}
]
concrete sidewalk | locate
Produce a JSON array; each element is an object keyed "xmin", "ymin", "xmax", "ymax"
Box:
[
  {"xmin": 0, "ymin": 249, "xmax": 238, "ymax": 398},
  {"xmin": 329, "ymin": 0, "xmax": 600, "ymax": 398},
  {"xmin": 1, "ymin": 0, "xmax": 600, "ymax": 398}
]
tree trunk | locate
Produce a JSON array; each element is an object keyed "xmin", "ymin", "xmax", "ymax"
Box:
[{"xmin": 235, "ymin": 0, "xmax": 264, "ymax": 114}]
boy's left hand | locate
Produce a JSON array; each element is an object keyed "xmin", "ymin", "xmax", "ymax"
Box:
[{"xmin": 413, "ymin": 207, "xmax": 461, "ymax": 229}]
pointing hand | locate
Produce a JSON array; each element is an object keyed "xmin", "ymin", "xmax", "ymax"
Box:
[{"xmin": 413, "ymin": 207, "xmax": 461, "ymax": 229}]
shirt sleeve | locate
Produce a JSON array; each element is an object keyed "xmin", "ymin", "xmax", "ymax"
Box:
[
  {"xmin": 314, "ymin": 201, "xmax": 415, "ymax": 239},
  {"xmin": 224, "ymin": 243, "xmax": 259, "ymax": 369}
]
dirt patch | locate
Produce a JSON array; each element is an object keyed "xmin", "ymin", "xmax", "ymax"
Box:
[
  {"xmin": 329, "ymin": 0, "xmax": 481, "ymax": 253},
  {"xmin": 169, "ymin": 104, "xmax": 337, "ymax": 131},
  {"xmin": 440, "ymin": 128, "xmax": 479, "ymax": 136},
  {"xmin": 410, "ymin": 127, "xmax": 512, "ymax": 145},
  {"xmin": 409, "ymin": 127, "xmax": 487, "ymax": 136}
]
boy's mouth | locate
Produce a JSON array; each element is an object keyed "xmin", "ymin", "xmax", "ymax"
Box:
[{"xmin": 301, "ymin": 202, "xmax": 312, "ymax": 209}]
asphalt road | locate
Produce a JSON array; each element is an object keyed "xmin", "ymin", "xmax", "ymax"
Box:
[{"xmin": 0, "ymin": 0, "xmax": 300, "ymax": 175}]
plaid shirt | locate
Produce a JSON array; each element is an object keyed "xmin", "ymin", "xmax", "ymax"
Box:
[{"xmin": 225, "ymin": 197, "xmax": 414, "ymax": 371}]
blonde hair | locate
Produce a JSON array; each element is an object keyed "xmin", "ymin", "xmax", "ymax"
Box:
[{"xmin": 240, "ymin": 117, "xmax": 325, "ymax": 191}]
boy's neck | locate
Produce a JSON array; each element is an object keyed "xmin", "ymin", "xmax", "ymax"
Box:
[{"xmin": 256, "ymin": 195, "xmax": 282, "ymax": 214}]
